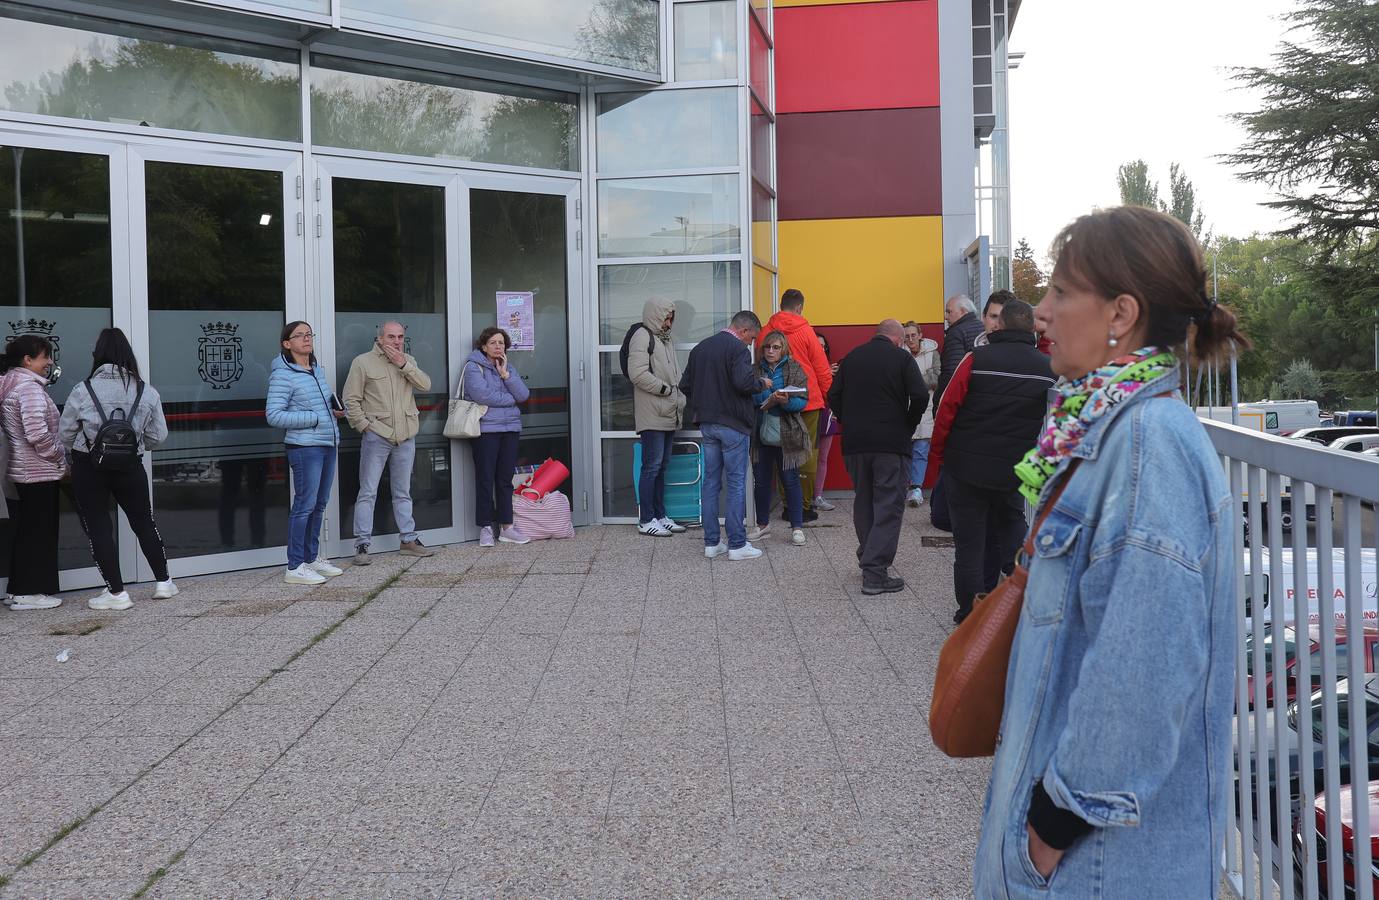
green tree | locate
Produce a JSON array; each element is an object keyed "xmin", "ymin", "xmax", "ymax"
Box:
[
  {"xmin": 1011, "ymin": 238, "xmax": 1046, "ymax": 305},
  {"xmin": 1117, "ymin": 159, "xmax": 1159, "ymax": 209},
  {"xmin": 1166, "ymin": 163, "xmax": 1208, "ymax": 244},
  {"xmin": 1227, "ymin": 0, "xmax": 1379, "ymax": 258},
  {"xmin": 1280, "ymin": 359, "xmax": 1324, "ymax": 399}
]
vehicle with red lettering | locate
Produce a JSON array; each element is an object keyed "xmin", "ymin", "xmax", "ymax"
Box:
[{"xmin": 1244, "ymin": 548, "xmax": 1378, "ymax": 630}]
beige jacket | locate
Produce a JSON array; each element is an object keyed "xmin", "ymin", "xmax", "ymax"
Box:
[
  {"xmin": 629, "ymin": 297, "xmax": 685, "ymax": 433},
  {"xmin": 342, "ymin": 345, "xmax": 432, "ymax": 444},
  {"xmin": 911, "ymin": 338, "xmax": 941, "ymax": 440}
]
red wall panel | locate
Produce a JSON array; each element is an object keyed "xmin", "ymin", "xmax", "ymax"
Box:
[
  {"xmin": 775, "ymin": 1, "xmax": 940, "ymax": 114},
  {"xmin": 778, "ymin": 107, "xmax": 942, "ymax": 220}
]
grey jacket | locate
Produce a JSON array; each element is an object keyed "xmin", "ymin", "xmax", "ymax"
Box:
[
  {"xmin": 628, "ymin": 297, "xmax": 685, "ymax": 433},
  {"xmin": 59, "ymin": 364, "xmax": 168, "ymax": 453}
]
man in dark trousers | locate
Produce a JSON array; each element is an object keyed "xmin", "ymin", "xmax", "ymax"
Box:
[
  {"xmin": 923, "ymin": 299, "xmax": 1055, "ymax": 623},
  {"xmin": 827, "ymin": 319, "xmax": 929, "ymax": 595},
  {"xmin": 929, "ymin": 293, "xmax": 985, "ymax": 532},
  {"xmin": 679, "ymin": 310, "xmax": 766, "ymax": 561}
]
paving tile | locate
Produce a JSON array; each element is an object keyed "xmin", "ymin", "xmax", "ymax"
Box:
[
  {"xmin": 296, "ymin": 872, "xmax": 450, "ymax": 899},
  {"xmin": 606, "ymin": 764, "xmax": 732, "ymax": 822},
  {"xmin": 0, "ymin": 876, "xmax": 148, "ymax": 899}
]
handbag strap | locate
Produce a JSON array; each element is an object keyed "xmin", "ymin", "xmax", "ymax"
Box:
[
  {"xmin": 1020, "ymin": 459, "xmax": 1082, "ymax": 559},
  {"xmin": 456, "ymin": 361, "xmax": 476, "ymax": 400}
]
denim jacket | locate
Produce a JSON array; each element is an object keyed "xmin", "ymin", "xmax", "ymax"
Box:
[{"xmin": 974, "ymin": 367, "xmax": 1236, "ymax": 899}]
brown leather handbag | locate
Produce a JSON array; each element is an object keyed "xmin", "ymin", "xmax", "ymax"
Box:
[{"xmin": 929, "ymin": 462, "xmax": 1080, "ymax": 758}]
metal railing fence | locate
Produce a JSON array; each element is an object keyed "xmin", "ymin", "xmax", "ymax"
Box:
[{"xmin": 1209, "ymin": 420, "xmax": 1379, "ymax": 900}]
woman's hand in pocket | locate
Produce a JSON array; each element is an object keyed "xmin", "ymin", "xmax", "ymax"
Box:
[{"xmin": 1026, "ymin": 824, "xmax": 1064, "ymax": 880}]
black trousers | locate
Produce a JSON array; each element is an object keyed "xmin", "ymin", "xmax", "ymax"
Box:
[
  {"xmin": 71, "ymin": 452, "xmax": 169, "ymax": 594},
  {"xmin": 7, "ymin": 480, "xmax": 59, "ymax": 596},
  {"xmin": 473, "ymin": 431, "xmax": 519, "ymax": 529},
  {"xmin": 843, "ymin": 452, "xmax": 908, "ymax": 585},
  {"xmin": 946, "ymin": 475, "xmax": 1028, "ymax": 616}
]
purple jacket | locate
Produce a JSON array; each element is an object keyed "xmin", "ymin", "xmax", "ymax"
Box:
[
  {"xmin": 0, "ymin": 368, "xmax": 66, "ymax": 483},
  {"xmin": 460, "ymin": 349, "xmax": 529, "ymax": 433}
]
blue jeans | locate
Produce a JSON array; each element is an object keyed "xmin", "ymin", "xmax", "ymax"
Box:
[
  {"xmin": 286, "ymin": 445, "xmax": 335, "ymax": 569},
  {"xmin": 354, "ymin": 431, "xmax": 417, "ymax": 547},
  {"xmin": 637, "ymin": 429, "xmax": 675, "ymax": 523},
  {"xmin": 700, "ymin": 422, "xmax": 749, "ymax": 550},
  {"xmin": 909, "ymin": 439, "xmax": 930, "ymax": 488},
  {"xmin": 754, "ymin": 444, "xmax": 803, "ymax": 529}
]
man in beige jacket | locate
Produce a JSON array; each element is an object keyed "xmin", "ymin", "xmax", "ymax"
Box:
[{"xmin": 342, "ymin": 321, "xmax": 434, "ymax": 563}]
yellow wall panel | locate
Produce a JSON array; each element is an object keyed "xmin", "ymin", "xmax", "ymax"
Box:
[
  {"xmin": 777, "ymin": 216, "xmax": 944, "ymax": 326},
  {"xmin": 752, "ymin": 264, "xmax": 776, "ymax": 321}
]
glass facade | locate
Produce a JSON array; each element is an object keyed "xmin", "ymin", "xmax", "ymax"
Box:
[
  {"xmin": 0, "ymin": 0, "xmax": 779, "ymax": 557},
  {"xmin": 343, "ymin": 0, "xmax": 661, "ymax": 73},
  {"xmin": 311, "ymin": 57, "xmax": 579, "ymax": 171},
  {"xmin": 0, "ymin": 7, "xmax": 300, "ymax": 142}
]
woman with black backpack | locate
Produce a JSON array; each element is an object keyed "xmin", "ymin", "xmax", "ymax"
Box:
[{"xmin": 59, "ymin": 328, "xmax": 176, "ymax": 611}]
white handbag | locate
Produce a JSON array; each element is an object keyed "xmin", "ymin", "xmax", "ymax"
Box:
[{"xmin": 444, "ymin": 363, "xmax": 487, "ymax": 439}]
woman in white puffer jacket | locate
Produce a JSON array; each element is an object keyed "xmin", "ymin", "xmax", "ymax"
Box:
[{"xmin": 0, "ymin": 334, "xmax": 67, "ymax": 611}]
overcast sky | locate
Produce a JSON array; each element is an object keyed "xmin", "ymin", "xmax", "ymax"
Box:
[{"xmin": 1008, "ymin": 0, "xmax": 1300, "ymax": 264}]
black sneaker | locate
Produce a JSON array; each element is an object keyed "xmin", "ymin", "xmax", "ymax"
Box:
[
  {"xmin": 953, "ymin": 606, "xmax": 972, "ymax": 625},
  {"xmin": 861, "ymin": 576, "xmax": 905, "ymax": 596}
]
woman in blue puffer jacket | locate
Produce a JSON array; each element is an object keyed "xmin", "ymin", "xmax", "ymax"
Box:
[
  {"xmin": 265, "ymin": 321, "xmax": 345, "ymax": 585},
  {"xmin": 460, "ymin": 327, "xmax": 530, "ymax": 548}
]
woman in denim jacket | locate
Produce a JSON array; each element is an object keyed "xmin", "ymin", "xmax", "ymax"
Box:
[{"xmin": 976, "ymin": 206, "xmax": 1246, "ymax": 898}]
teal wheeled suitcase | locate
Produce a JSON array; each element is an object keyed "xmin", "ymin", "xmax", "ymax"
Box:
[{"xmin": 631, "ymin": 440, "xmax": 703, "ymax": 526}]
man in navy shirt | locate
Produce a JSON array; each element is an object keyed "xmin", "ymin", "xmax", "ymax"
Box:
[{"xmin": 679, "ymin": 310, "xmax": 766, "ymax": 560}]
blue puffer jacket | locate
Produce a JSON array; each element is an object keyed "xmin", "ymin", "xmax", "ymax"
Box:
[
  {"xmin": 460, "ymin": 349, "xmax": 529, "ymax": 433},
  {"xmin": 265, "ymin": 354, "xmax": 339, "ymax": 448}
]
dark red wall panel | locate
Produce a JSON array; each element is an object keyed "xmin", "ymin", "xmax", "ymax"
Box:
[
  {"xmin": 778, "ymin": 107, "xmax": 942, "ymax": 221},
  {"xmin": 775, "ymin": 1, "xmax": 940, "ymax": 114}
]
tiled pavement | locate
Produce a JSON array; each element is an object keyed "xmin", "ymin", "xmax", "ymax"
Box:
[{"xmin": 0, "ymin": 500, "xmax": 990, "ymax": 898}]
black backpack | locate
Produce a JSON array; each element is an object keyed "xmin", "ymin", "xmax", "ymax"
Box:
[
  {"xmin": 618, "ymin": 323, "xmax": 657, "ymax": 379},
  {"xmin": 84, "ymin": 377, "xmax": 144, "ymax": 471}
]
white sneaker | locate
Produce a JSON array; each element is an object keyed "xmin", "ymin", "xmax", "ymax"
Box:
[
  {"xmin": 791, "ymin": 529, "xmax": 806, "ymax": 546},
  {"xmin": 285, "ymin": 564, "xmax": 326, "ymax": 585},
  {"xmin": 907, "ymin": 488, "xmax": 925, "ymax": 507},
  {"xmin": 638, "ymin": 520, "xmax": 672, "ymax": 537},
  {"xmin": 705, "ymin": 542, "xmax": 728, "ymax": 559},
  {"xmin": 728, "ymin": 543, "xmax": 763, "ymax": 561},
  {"xmin": 747, "ymin": 524, "xmax": 771, "ymax": 541},
  {"xmin": 87, "ymin": 590, "xmax": 132, "ymax": 611},
  {"xmin": 657, "ymin": 517, "xmax": 687, "ymax": 534},
  {"xmin": 152, "ymin": 580, "xmax": 179, "ymax": 600},
  {"xmin": 813, "ymin": 496, "xmax": 836, "ymax": 511},
  {"xmin": 1, "ymin": 594, "xmax": 13, "ymax": 607},
  {"xmin": 9, "ymin": 594, "xmax": 61, "ymax": 611},
  {"xmin": 308, "ymin": 557, "xmax": 343, "ymax": 578}
]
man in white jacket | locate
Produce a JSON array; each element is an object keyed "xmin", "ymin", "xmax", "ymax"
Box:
[{"xmin": 902, "ymin": 321, "xmax": 940, "ymax": 507}]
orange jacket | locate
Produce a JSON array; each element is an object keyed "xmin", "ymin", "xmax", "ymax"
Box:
[{"xmin": 758, "ymin": 310, "xmax": 832, "ymax": 412}]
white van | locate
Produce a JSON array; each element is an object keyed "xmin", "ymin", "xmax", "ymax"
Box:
[
  {"xmin": 1329, "ymin": 434, "xmax": 1379, "ymax": 454},
  {"xmin": 1243, "ymin": 547, "xmax": 1379, "ymax": 629},
  {"xmin": 1198, "ymin": 400, "xmax": 1321, "ymax": 436}
]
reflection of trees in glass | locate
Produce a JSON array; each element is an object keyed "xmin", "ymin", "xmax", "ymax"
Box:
[
  {"xmin": 3, "ymin": 38, "xmax": 299, "ymax": 141},
  {"xmin": 0, "ymin": 147, "xmax": 112, "ymax": 309},
  {"xmin": 577, "ymin": 0, "xmax": 659, "ymax": 72},
  {"xmin": 312, "ymin": 70, "xmax": 577, "ymax": 171},
  {"xmin": 332, "ymin": 180, "xmax": 446, "ymax": 315},
  {"xmin": 313, "ymin": 77, "xmax": 480, "ymax": 160},
  {"xmin": 144, "ymin": 163, "xmax": 285, "ymax": 311}
]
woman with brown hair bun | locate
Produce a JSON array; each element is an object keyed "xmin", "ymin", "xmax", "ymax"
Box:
[{"xmin": 974, "ymin": 205, "xmax": 1248, "ymax": 898}]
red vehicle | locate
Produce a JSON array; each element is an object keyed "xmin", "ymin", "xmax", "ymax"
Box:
[
  {"xmin": 1246, "ymin": 624, "xmax": 1379, "ymax": 708},
  {"xmin": 1298, "ymin": 782, "xmax": 1379, "ymax": 898}
]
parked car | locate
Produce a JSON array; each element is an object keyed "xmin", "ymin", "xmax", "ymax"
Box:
[
  {"xmin": 1234, "ymin": 675, "xmax": 1379, "ymax": 842},
  {"xmin": 1292, "ymin": 426, "xmax": 1379, "ymax": 446},
  {"xmin": 1364, "ymin": 447, "xmax": 1379, "ymax": 460},
  {"xmin": 1245, "ymin": 623, "xmax": 1379, "ymax": 708},
  {"xmin": 1330, "ymin": 434, "xmax": 1379, "ymax": 454},
  {"xmin": 1295, "ymin": 781, "xmax": 1379, "ymax": 899}
]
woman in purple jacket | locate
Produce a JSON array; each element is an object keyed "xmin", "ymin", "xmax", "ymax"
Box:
[
  {"xmin": 461, "ymin": 327, "xmax": 531, "ymax": 547},
  {"xmin": 0, "ymin": 335, "xmax": 67, "ymax": 610}
]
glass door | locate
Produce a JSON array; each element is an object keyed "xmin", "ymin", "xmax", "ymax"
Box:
[
  {"xmin": 0, "ymin": 128, "xmax": 126, "ymax": 591},
  {"xmin": 465, "ymin": 174, "xmax": 588, "ymax": 527},
  {"xmin": 127, "ymin": 145, "xmax": 305, "ymax": 579},
  {"xmin": 315, "ymin": 158, "xmax": 462, "ymax": 554}
]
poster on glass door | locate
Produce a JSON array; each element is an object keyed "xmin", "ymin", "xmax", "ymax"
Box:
[{"xmin": 496, "ymin": 292, "xmax": 535, "ymax": 351}]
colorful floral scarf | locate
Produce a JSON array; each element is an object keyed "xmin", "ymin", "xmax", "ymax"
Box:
[{"xmin": 1014, "ymin": 347, "xmax": 1177, "ymax": 504}]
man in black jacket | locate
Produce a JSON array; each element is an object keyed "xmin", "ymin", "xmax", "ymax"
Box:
[
  {"xmin": 827, "ymin": 319, "xmax": 930, "ymax": 595},
  {"xmin": 679, "ymin": 310, "xmax": 766, "ymax": 561},
  {"xmin": 929, "ymin": 293, "xmax": 985, "ymax": 532},
  {"xmin": 922, "ymin": 299, "xmax": 1055, "ymax": 623}
]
